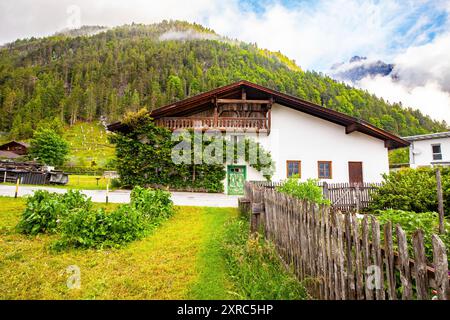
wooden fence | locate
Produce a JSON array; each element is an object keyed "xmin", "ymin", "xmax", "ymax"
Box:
[
  {"xmin": 240, "ymin": 182, "xmax": 450, "ymax": 300},
  {"xmin": 0, "ymin": 169, "xmax": 48, "ymax": 185},
  {"xmin": 249, "ymin": 180, "xmax": 381, "ymax": 212},
  {"xmin": 323, "ymin": 182, "xmax": 382, "ymax": 212}
]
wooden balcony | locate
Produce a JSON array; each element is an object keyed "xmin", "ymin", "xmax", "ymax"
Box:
[{"xmin": 156, "ymin": 117, "xmax": 270, "ymax": 132}]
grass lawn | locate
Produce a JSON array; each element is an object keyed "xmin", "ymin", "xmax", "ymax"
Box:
[
  {"xmin": 65, "ymin": 175, "xmax": 111, "ymax": 190},
  {"xmin": 64, "ymin": 122, "xmax": 115, "ymax": 168},
  {"xmin": 0, "ymin": 197, "xmax": 237, "ymax": 299}
]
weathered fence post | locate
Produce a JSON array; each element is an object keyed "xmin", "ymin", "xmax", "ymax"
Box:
[
  {"xmin": 412, "ymin": 230, "xmax": 429, "ymax": 300},
  {"xmin": 436, "ymin": 169, "xmax": 445, "ymax": 234},
  {"xmin": 432, "ymin": 234, "xmax": 449, "ymax": 300},
  {"xmin": 251, "ymin": 186, "xmax": 264, "ymax": 233},
  {"xmin": 14, "ymin": 177, "xmax": 20, "ymax": 198},
  {"xmin": 238, "ymin": 182, "xmax": 252, "ymax": 216},
  {"xmin": 355, "ymin": 185, "xmax": 360, "ymax": 213},
  {"xmin": 106, "ymin": 177, "xmax": 110, "ymax": 204},
  {"xmin": 396, "ymin": 225, "xmax": 413, "ymax": 300},
  {"xmin": 322, "ymin": 181, "xmax": 329, "ymax": 200}
]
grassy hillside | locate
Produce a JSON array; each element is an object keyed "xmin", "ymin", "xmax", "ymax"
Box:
[{"xmin": 63, "ymin": 122, "xmax": 115, "ymax": 168}]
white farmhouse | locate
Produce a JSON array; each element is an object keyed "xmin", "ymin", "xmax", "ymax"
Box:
[
  {"xmin": 109, "ymin": 81, "xmax": 409, "ymax": 195},
  {"xmin": 403, "ymin": 132, "xmax": 450, "ymax": 168}
]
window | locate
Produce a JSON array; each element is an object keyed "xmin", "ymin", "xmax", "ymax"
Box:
[
  {"xmin": 318, "ymin": 161, "xmax": 332, "ymax": 179},
  {"xmin": 432, "ymin": 144, "xmax": 442, "ymax": 160},
  {"xmin": 286, "ymin": 161, "xmax": 301, "ymax": 178}
]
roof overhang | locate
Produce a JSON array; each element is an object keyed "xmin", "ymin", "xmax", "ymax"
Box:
[
  {"xmin": 107, "ymin": 80, "xmax": 410, "ymax": 150},
  {"xmin": 402, "ymin": 131, "xmax": 450, "ymax": 142}
]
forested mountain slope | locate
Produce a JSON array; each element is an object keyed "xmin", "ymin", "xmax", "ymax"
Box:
[{"xmin": 0, "ymin": 20, "xmax": 447, "ymax": 139}]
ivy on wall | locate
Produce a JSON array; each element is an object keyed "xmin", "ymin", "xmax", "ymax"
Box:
[{"xmin": 109, "ymin": 109, "xmax": 275, "ymax": 192}]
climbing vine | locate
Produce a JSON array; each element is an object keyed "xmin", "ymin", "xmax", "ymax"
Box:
[{"xmin": 109, "ymin": 109, "xmax": 275, "ymax": 192}]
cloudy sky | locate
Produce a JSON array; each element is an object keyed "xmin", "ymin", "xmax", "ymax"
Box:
[{"xmin": 1, "ymin": 0, "xmax": 449, "ymax": 122}]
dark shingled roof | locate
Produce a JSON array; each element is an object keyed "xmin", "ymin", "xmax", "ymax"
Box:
[
  {"xmin": 0, "ymin": 150, "xmax": 21, "ymax": 159},
  {"xmin": 108, "ymin": 80, "xmax": 409, "ymax": 150}
]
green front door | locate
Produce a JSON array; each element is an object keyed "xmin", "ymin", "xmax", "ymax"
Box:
[{"xmin": 227, "ymin": 165, "xmax": 247, "ymax": 195}]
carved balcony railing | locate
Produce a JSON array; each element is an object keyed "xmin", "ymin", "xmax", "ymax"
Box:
[{"xmin": 155, "ymin": 117, "xmax": 270, "ymax": 132}]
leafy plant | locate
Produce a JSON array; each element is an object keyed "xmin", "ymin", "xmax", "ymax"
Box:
[
  {"xmin": 17, "ymin": 190, "xmax": 65, "ymax": 235},
  {"xmin": 276, "ymin": 176, "xmax": 330, "ymax": 205},
  {"xmin": 370, "ymin": 167, "xmax": 450, "ymax": 212},
  {"xmin": 16, "ymin": 186, "xmax": 174, "ymax": 250},
  {"xmin": 54, "ymin": 205, "xmax": 147, "ymax": 249},
  {"xmin": 17, "ymin": 190, "xmax": 91, "ymax": 235},
  {"xmin": 375, "ymin": 209, "xmax": 450, "ymax": 263},
  {"xmin": 130, "ymin": 186, "xmax": 175, "ymax": 221}
]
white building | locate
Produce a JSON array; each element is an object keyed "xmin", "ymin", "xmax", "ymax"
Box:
[
  {"xmin": 109, "ymin": 81, "xmax": 409, "ymax": 195},
  {"xmin": 403, "ymin": 132, "xmax": 450, "ymax": 169}
]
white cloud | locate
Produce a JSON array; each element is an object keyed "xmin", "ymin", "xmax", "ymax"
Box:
[
  {"xmin": 393, "ymin": 32, "xmax": 450, "ymax": 92},
  {"xmin": 359, "ymin": 75, "xmax": 450, "ymax": 123},
  {"xmin": 159, "ymin": 29, "xmax": 220, "ymax": 41},
  {"xmin": 352, "ymin": 31, "xmax": 450, "ymax": 124},
  {"xmin": 0, "ymin": 0, "xmax": 220, "ymax": 44},
  {"xmin": 1, "ymin": 0, "xmax": 446, "ymax": 70}
]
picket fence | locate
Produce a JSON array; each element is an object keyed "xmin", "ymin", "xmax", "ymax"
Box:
[{"xmin": 240, "ymin": 182, "xmax": 450, "ymax": 300}]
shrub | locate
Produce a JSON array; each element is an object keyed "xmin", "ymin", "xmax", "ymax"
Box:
[
  {"xmin": 17, "ymin": 190, "xmax": 91, "ymax": 235},
  {"xmin": 60, "ymin": 189, "xmax": 93, "ymax": 210},
  {"xmin": 276, "ymin": 176, "xmax": 330, "ymax": 205},
  {"xmin": 54, "ymin": 205, "xmax": 147, "ymax": 249},
  {"xmin": 17, "ymin": 190, "xmax": 65, "ymax": 235},
  {"xmin": 18, "ymin": 186, "xmax": 175, "ymax": 249},
  {"xmin": 29, "ymin": 128, "xmax": 69, "ymax": 166},
  {"xmin": 375, "ymin": 209, "xmax": 450, "ymax": 263},
  {"xmin": 110, "ymin": 178, "xmax": 122, "ymax": 189},
  {"xmin": 222, "ymin": 218, "xmax": 307, "ymax": 300},
  {"xmin": 370, "ymin": 167, "xmax": 450, "ymax": 212},
  {"xmin": 130, "ymin": 186, "xmax": 175, "ymax": 221}
]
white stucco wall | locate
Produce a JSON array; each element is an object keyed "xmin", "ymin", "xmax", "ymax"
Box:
[
  {"xmin": 221, "ymin": 103, "xmax": 390, "ymax": 193},
  {"xmin": 409, "ymin": 137, "xmax": 450, "ymax": 168},
  {"xmin": 257, "ymin": 103, "xmax": 389, "ymax": 183}
]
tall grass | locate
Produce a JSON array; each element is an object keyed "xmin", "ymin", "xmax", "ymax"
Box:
[{"xmin": 222, "ymin": 217, "xmax": 308, "ymax": 300}]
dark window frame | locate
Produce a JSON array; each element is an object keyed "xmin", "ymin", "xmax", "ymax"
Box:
[
  {"xmin": 286, "ymin": 160, "xmax": 301, "ymax": 178},
  {"xmin": 318, "ymin": 161, "xmax": 332, "ymax": 179},
  {"xmin": 432, "ymin": 144, "xmax": 443, "ymax": 160}
]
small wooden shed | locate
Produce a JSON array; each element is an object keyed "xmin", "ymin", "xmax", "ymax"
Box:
[{"xmin": 0, "ymin": 141, "xmax": 30, "ymax": 157}]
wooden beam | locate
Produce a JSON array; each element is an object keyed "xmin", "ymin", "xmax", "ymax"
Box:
[
  {"xmin": 346, "ymin": 123, "xmax": 359, "ymax": 134},
  {"xmin": 213, "ymin": 96, "xmax": 218, "ymax": 127},
  {"xmin": 436, "ymin": 169, "xmax": 445, "ymax": 234},
  {"xmin": 384, "ymin": 140, "xmax": 394, "ymax": 149},
  {"xmin": 268, "ymin": 97, "xmax": 273, "ymax": 133},
  {"xmin": 217, "ymin": 99, "xmax": 271, "ymax": 104}
]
